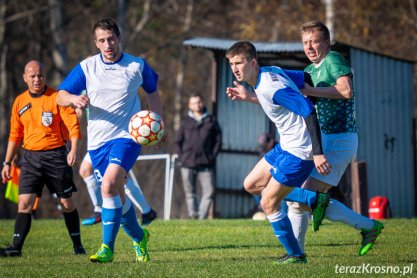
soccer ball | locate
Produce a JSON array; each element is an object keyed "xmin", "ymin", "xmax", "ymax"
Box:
[{"xmin": 129, "ymin": 110, "xmax": 165, "ymax": 146}]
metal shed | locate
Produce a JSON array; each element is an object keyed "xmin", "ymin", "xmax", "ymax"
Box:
[{"xmin": 183, "ymin": 37, "xmax": 416, "ymax": 218}]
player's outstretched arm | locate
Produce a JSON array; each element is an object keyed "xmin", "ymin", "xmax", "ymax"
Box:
[
  {"xmin": 57, "ymin": 90, "xmax": 90, "ymax": 109},
  {"xmin": 301, "ymin": 75, "xmax": 352, "ymax": 100},
  {"xmin": 226, "ymin": 81, "xmax": 260, "ymax": 104}
]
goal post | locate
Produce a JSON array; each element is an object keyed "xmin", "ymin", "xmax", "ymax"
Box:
[{"xmin": 129, "ymin": 154, "xmax": 177, "ymax": 220}]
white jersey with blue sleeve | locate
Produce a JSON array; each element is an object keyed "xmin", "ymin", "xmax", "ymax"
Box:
[
  {"xmin": 59, "ymin": 53, "xmax": 158, "ymax": 150},
  {"xmin": 254, "ymin": 66, "xmax": 314, "ymax": 160}
]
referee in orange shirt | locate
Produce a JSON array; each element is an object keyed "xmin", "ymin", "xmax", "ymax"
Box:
[{"xmin": 0, "ymin": 60, "xmax": 85, "ymax": 257}]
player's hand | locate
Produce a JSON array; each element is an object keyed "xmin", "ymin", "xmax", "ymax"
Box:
[
  {"xmin": 226, "ymin": 81, "xmax": 249, "ymax": 101},
  {"xmin": 67, "ymin": 152, "xmax": 76, "ymax": 166},
  {"xmin": 313, "ymin": 154, "xmax": 332, "ymax": 175},
  {"xmin": 72, "ymin": 95, "xmax": 90, "ymax": 109},
  {"xmin": 1, "ymin": 166, "xmax": 11, "ymax": 183}
]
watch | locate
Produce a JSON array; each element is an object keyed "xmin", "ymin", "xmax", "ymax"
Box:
[{"xmin": 2, "ymin": 161, "xmax": 11, "ymax": 166}]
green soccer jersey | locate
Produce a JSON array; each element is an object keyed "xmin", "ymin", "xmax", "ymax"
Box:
[{"xmin": 304, "ymin": 51, "xmax": 357, "ymax": 134}]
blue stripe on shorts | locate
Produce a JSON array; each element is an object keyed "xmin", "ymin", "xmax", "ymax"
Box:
[{"xmin": 264, "ymin": 144, "xmax": 314, "ymax": 187}]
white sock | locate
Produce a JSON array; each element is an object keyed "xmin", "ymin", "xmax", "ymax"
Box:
[
  {"xmin": 287, "ymin": 203, "xmax": 309, "ymax": 253},
  {"xmin": 124, "ymin": 178, "xmax": 151, "ymax": 214},
  {"xmin": 84, "ymin": 175, "xmax": 102, "ymax": 213},
  {"xmin": 325, "ymin": 199, "xmax": 374, "ymax": 230}
]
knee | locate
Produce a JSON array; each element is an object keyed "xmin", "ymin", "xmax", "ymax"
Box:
[
  {"xmin": 243, "ymin": 177, "xmax": 257, "ymax": 194},
  {"xmin": 79, "ymin": 162, "xmax": 93, "ymax": 179},
  {"xmin": 60, "ymin": 198, "xmax": 75, "ymax": 212},
  {"xmin": 18, "ymin": 202, "xmax": 34, "ymax": 213},
  {"xmin": 79, "ymin": 166, "xmax": 93, "ymax": 179}
]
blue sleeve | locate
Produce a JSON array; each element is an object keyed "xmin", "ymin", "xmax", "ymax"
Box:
[
  {"xmin": 272, "ymin": 87, "xmax": 313, "ymax": 118},
  {"xmin": 58, "ymin": 64, "xmax": 86, "ymax": 95},
  {"xmin": 282, "ymin": 69, "xmax": 305, "ymax": 89},
  {"xmin": 141, "ymin": 61, "xmax": 158, "ymax": 94}
]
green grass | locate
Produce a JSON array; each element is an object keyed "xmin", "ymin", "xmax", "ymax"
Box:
[{"xmin": 0, "ymin": 218, "xmax": 416, "ymax": 277}]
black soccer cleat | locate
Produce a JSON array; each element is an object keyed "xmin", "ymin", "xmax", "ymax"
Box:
[
  {"xmin": 141, "ymin": 209, "xmax": 157, "ymax": 226},
  {"xmin": 74, "ymin": 245, "xmax": 87, "ymax": 255},
  {"xmin": 0, "ymin": 243, "xmax": 22, "ymax": 257}
]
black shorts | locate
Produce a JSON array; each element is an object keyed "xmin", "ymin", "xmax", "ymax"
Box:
[{"xmin": 19, "ymin": 147, "xmax": 77, "ymax": 198}]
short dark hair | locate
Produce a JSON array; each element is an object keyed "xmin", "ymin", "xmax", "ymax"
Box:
[
  {"xmin": 93, "ymin": 18, "xmax": 120, "ymax": 38},
  {"xmin": 300, "ymin": 21, "xmax": 330, "ymax": 41},
  {"xmin": 189, "ymin": 93, "xmax": 204, "ymax": 102},
  {"xmin": 226, "ymin": 41, "xmax": 258, "ymax": 62}
]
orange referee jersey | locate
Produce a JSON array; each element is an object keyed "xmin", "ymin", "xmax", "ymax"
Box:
[{"xmin": 8, "ymin": 86, "xmax": 81, "ymax": 151}]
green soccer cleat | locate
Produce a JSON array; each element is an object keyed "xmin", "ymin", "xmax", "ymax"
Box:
[
  {"xmin": 132, "ymin": 229, "xmax": 150, "ymax": 262},
  {"xmin": 359, "ymin": 220, "xmax": 384, "ymax": 256},
  {"xmin": 312, "ymin": 192, "xmax": 330, "ymax": 232},
  {"xmin": 90, "ymin": 243, "xmax": 113, "ymax": 263},
  {"xmin": 274, "ymin": 254, "xmax": 307, "ymax": 264}
]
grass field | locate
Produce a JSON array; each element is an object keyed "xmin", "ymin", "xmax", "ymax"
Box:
[{"xmin": 0, "ymin": 218, "xmax": 416, "ymax": 277}]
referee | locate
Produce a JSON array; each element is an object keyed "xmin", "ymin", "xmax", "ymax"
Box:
[{"xmin": 0, "ymin": 60, "xmax": 85, "ymax": 257}]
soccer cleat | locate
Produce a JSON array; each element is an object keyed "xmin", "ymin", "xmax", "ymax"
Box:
[
  {"xmin": 89, "ymin": 244, "xmax": 113, "ymax": 263},
  {"xmin": 359, "ymin": 220, "xmax": 384, "ymax": 256},
  {"xmin": 0, "ymin": 243, "xmax": 21, "ymax": 257},
  {"xmin": 312, "ymin": 192, "xmax": 330, "ymax": 232},
  {"xmin": 74, "ymin": 245, "xmax": 86, "ymax": 255},
  {"xmin": 132, "ymin": 229, "xmax": 150, "ymax": 262},
  {"xmin": 82, "ymin": 212, "xmax": 102, "ymax": 225},
  {"xmin": 274, "ymin": 254, "xmax": 307, "ymax": 264},
  {"xmin": 141, "ymin": 209, "xmax": 157, "ymax": 226}
]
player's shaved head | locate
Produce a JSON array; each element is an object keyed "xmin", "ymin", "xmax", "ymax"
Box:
[
  {"xmin": 24, "ymin": 60, "xmax": 45, "ymax": 74},
  {"xmin": 23, "ymin": 60, "xmax": 46, "ymax": 94}
]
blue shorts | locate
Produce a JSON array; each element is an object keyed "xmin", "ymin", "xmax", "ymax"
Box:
[
  {"xmin": 89, "ymin": 138, "xmax": 141, "ymax": 184},
  {"xmin": 264, "ymin": 144, "xmax": 314, "ymax": 187}
]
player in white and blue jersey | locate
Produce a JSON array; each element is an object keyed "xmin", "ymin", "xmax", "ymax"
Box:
[
  {"xmin": 226, "ymin": 41, "xmax": 332, "ymax": 264},
  {"xmin": 57, "ymin": 18, "xmax": 163, "ymax": 263}
]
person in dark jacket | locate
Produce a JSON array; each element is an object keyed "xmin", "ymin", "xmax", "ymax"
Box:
[{"xmin": 175, "ymin": 93, "xmax": 221, "ymax": 219}]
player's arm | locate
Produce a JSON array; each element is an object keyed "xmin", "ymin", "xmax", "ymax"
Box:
[
  {"xmin": 59, "ymin": 105, "xmax": 81, "ymax": 166},
  {"xmin": 67, "ymin": 136, "xmax": 79, "ymax": 166},
  {"xmin": 226, "ymin": 81, "xmax": 260, "ymax": 104},
  {"xmin": 301, "ymin": 75, "xmax": 352, "ymax": 99},
  {"xmin": 303, "ymin": 109, "xmax": 331, "ymax": 175},
  {"xmin": 1, "ymin": 141, "xmax": 20, "ymax": 182},
  {"xmin": 272, "ymin": 85, "xmax": 331, "ymax": 175},
  {"xmin": 57, "ymin": 90, "xmax": 89, "ymax": 108},
  {"xmin": 146, "ymin": 92, "xmax": 163, "ymax": 117},
  {"xmin": 3, "ymin": 101, "xmax": 24, "ymax": 181},
  {"xmin": 57, "ymin": 64, "xmax": 89, "ymax": 108}
]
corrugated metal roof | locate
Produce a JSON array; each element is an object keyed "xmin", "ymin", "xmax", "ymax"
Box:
[{"xmin": 183, "ymin": 37, "xmax": 303, "ymax": 53}]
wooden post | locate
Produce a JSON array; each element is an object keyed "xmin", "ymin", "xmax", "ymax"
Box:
[{"xmin": 351, "ymin": 160, "xmax": 369, "ymax": 216}]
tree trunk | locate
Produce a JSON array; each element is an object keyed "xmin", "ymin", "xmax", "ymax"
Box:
[{"xmin": 49, "ymin": 0, "xmax": 67, "ymax": 83}]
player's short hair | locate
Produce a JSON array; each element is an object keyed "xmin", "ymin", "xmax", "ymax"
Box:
[
  {"xmin": 93, "ymin": 18, "xmax": 120, "ymax": 38},
  {"xmin": 226, "ymin": 41, "xmax": 258, "ymax": 62},
  {"xmin": 300, "ymin": 21, "xmax": 330, "ymax": 41}
]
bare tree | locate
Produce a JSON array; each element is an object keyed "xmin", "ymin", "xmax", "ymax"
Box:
[
  {"xmin": 49, "ymin": 0, "xmax": 67, "ymax": 85},
  {"xmin": 174, "ymin": 0, "xmax": 194, "ymax": 131}
]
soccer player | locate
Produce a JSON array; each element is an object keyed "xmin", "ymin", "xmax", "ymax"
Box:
[
  {"xmin": 0, "ymin": 60, "xmax": 85, "ymax": 257},
  {"xmin": 225, "ymin": 41, "xmax": 331, "ymax": 264},
  {"xmin": 286, "ymin": 21, "xmax": 383, "ymax": 256},
  {"xmin": 57, "ymin": 18, "xmax": 163, "ymax": 263},
  {"xmin": 80, "ymin": 152, "xmax": 157, "ymax": 226}
]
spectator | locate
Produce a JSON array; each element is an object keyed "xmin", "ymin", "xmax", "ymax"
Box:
[{"xmin": 175, "ymin": 94, "xmax": 222, "ymax": 219}]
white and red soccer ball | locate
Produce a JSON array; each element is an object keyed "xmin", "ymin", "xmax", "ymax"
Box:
[{"xmin": 129, "ymin": 110, "xmax": 165, "ymax": 146}]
